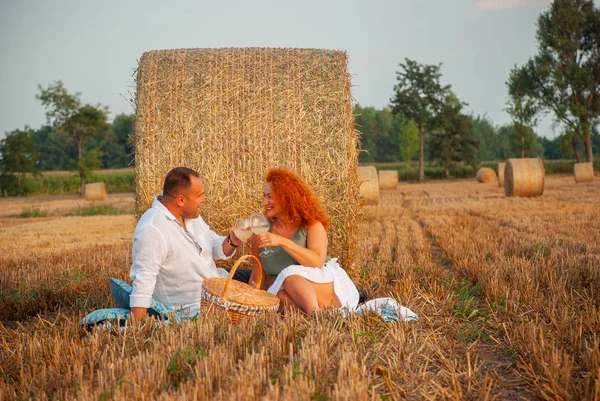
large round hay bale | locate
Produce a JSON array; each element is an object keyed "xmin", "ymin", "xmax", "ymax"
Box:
[
  {"xmin": 85, "ymin": 182, "xmax": 107, "ymax": 201},
  {"xmin": 476, "ymin": 167, "xmax": 497, "ymax": 183},
  {"xmin": 358, "ymin": 166, "xmax": 379, "ymax": 205},
  {"xmin": 574, "ymin": 162, "xmax": 594, "ymax": 183},
  {"xmin": 497, "ymin": 162, "xmax": 505, "ymax": 187},
  {"xmin": 378, "ymin": 170, "xmax": 398, "ymax": 190},
  {"xmin": 504, "ymin": 158, "xmax": 545, "ymax": 197},
  {"xmin": 135, "ymin": 48, "xmax": 360, "ymax": 268}
]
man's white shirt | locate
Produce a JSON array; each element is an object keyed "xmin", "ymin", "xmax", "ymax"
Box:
[{"xmin": 129, "ymin": 196, "xmax": 233, "ymax": 317}]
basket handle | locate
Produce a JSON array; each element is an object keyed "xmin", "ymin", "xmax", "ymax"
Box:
[{"xmin": 221, "ymin": 254, "xmax": 263, "ymax": 300}]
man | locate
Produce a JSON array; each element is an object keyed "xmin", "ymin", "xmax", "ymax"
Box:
[{"xmin": 129, "ymin": 167, "xmax": 242, "ymax": 319}]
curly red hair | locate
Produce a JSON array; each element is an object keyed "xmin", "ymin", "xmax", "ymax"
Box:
[{"xmin": 265, "ymin": 168, "xmax": 330, "ymax": 229}]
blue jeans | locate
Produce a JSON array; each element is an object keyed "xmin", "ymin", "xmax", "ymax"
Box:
[{"xmin": 224, "ymin": 268, "xmax": 252, "ymax": 284}]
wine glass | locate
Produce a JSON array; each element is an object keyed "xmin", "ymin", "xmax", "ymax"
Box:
[
  {"xmin": 251, "ymin": 212, "xmax": 273, "ymax": 257},
  {"xmin": 233, "ymin": 217, "xmax": 252, "ymax": 256}
]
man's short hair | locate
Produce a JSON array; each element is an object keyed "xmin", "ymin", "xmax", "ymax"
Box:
[{"xmin": 163, "ymin": 167, "xmax": 200, "ymax": 197}]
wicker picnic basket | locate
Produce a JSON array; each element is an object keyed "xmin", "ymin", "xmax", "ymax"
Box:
[{"xmin": 201, "ymin": 255, "xmax": 280, "ymax": 323}]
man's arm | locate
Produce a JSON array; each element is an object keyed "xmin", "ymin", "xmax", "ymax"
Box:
[
  {"xmin": 222, "ymin": 230, "xmax": 242, "ymax": 257},
  {"xmin": 201, "ymin": 218, "xmax": 241, "ymax": 260},
  {"xmin": 129, "ymin": 226, "xmax": 165, "ymax": 320}
]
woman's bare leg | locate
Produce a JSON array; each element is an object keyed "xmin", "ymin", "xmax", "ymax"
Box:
[
  {"xmin": 281, "ymin": 275, "xmax": 341, "ymax": 314},
  {"xmin": 313, "ymin": 282, "xmax": 341, "ymax": 309},
  {"xmin": 281, "ymin": 275, "xmax": 319, "ymax": 314},
  {"xmin": 276, "ymin": 289, "xmax": 298, "ymax": 313}
]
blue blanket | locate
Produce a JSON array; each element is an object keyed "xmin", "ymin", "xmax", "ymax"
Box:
[
  {"xmin": 81, "ymin": 278, "xmax": 184, "ymax": 327},
  {"xmin": 82, "ymin": 279, "xmax": 419, "ymax": 327}
]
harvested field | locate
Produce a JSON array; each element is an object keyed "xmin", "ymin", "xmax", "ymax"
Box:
[
  {"xmin": 1, "ymin": 175, "xmax": 599, "ymax": 400},
  {"xmin": 0, "ymin": 193, "xmax": 135, "ymax": 218}
]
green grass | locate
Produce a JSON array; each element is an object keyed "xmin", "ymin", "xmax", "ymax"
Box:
[
  {"xmin": 67, "ymin": 205, "xmax": 133, "ymax": 216},
  {"xmin": 3, "ymin": 170, "xmax": 135, "ymax": 196},
  {"xmin": 8, "ymin": 208, "xmax": 48, "ymax": 218},
  {"xmin": 479, "ymin": 159, "xmax": 600, "ymax": 174},
  {"xmin": 2, "ymin": 157, "xmax": 598, "ymax": 196},
  {"xmin": 63, "ymin": 270, "xmax": 92, "ymax": 282},
  {"xmin": 374, "ymin": 163, "xmax": 474, "ymax": 181}
]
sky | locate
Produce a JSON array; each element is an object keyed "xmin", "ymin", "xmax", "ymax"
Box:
[{"xmin": 0, "ymin": 0, "xmax": 586, "ymax": 140}]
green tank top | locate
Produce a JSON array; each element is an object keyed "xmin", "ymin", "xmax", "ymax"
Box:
[{"xmin": 261, "ymin": 222, "xmax": 307, "ymax": 278}]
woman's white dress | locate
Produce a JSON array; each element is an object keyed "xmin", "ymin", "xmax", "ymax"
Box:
[{"xmin": 266, "ymin": 258, "xmax": 360, "ymax": 311}]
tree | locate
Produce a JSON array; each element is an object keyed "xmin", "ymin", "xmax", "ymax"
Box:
[
  {"xmin": 533, "ymin": 0, "xmax": 600, "ymax": 162},
  {"xmin": 429, "ymin": 94, "xmax": 478, "ymax": 178},
  {"xmin": 592, "ymin": 127, "xmax": 600, "ymax": 154},
  {"xmin": 529, "ymin": 134, "xmax": 546, "ymax": 158},
  {"xmin": 112, "ymin": 113, "xmax": 134, "ymax": 166},
  {"xmin": 370, "ymin": 108, "xmax": 396, "ymax": 162},
  {"xmin": 497, "ymin": 124, "xmax": 545, "ymax": 158},
  {"xmin": 34, "ymin": 125, "xmax": 72, "ymax": 170},
  {"xmin": 390, "ymin": 59, "xmax": 450, "ymax": 181},
  {"xmin": 541, "ymin": 135, "xmax": 565, "ymax": 159},
  {"xmin": 355, "ymin": 106, "xmax": 400, "ymax": 162},
  {"xmin": 37, "ymin": 81, "xmax": 109, "ymax": 196},
  {"xmin": 99, "ymin": 131, "xmax": 129, "ymax": 168},
  {"xmin": 399, "ymin": 119, "xmax": 419, "ymax": 168},
  {"xmin": 509, "ymin": 121, "xmax": 537, "ymax": 158},
  {"xmin": 0, "ymin": 128, "xmax": 38, "ymax": 190},
  {"xmin": 497, "ymin": 125, "xmax": 516, "ymax": 159},
  {"xmin": 355, "ymin": 106, "xmax": 378, "ymax": 162},
  {"xmin": 506, "ymin": 61, "xmax": 540, "ymax": 158},
  {"xmin": 470, "ymin": 115, "xmax": 498, "ymax": 161}
]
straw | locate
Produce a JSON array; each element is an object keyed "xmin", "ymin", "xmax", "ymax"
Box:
[
  {"xmin": 134, "ymin": 48, "xmax": 360, "ymax": 269},
  {"xmin": 358, "ymin": 166, "xmax": 379, "ymax": 205},
  {"xmin": 476, "ymin": 168, "xmax": 497, "ymax": 184},
  {"xmin": 85, "ymin": 182, "xmax": 107, "ymax": 201},
  {"xmin": 574, "ymin": 162, "xmax": 594, "ymax": 183},
  {"xmin": 378, "ymin": 170, "xmax": 398, "ymax": 190},
  {"xmin": 497, "ymin": 162, "xmax": 505, "ymax": 187},
  {"xmin": 504, "ymin": 158, "xmax": 545, "ymax": 197}
]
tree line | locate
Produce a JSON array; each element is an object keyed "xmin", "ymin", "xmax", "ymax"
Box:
[
  {"xmin": 0, "ymin": 81, "xmax": 133, "ymax": 196},
  {"xmin": 1, "ymin": 0, "xmax": 598, "ymax": 192},
  {"xmin": 356, "ymin": 105, "xmax": 599, "ymax": 163},
  {"xmin": 361, "ymin": 0, "xmax": 599, "ymax": 181}
]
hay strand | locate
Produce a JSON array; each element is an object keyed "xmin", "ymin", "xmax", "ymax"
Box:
[
  {"xmin": 476, "ymin": 168, "xmax": 497, "ymax": 184},
  {"xmin": 134, "ymin": 48, "xmax": 359, "ymax": 268},
  {"xmin": 378, "ymin": 170, "xmax": 398, "ymax": 190},
  {"xmin": 574, "ymin": 162, "xmax": 594, "ymax": 183},
  {"xmin": 504, "ymin": 158, "xmax": 545, "ymax": 197}
]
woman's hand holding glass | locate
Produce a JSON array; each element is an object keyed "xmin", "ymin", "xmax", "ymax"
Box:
[
  {"xmin": 251, "ymin": 212, "xmax": 274, "ymax": 257},
  {"xmin": 257, "ymin": 232, "xmax": 285, "ymax": 248}
]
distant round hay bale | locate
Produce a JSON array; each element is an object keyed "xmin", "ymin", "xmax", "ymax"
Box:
[
  {"xmin": 85, "ymin": 182, "xmax": 107, "ymax": 201},
  {"xmin": 497, "ymin": 162, "xmax": 505, "ymax": 187},
  {"xmin": 504, "ymin": 158, "xmax": 545, "ymax": 197},
  {"xmin": 476, "ymin": 168, "xmax": 497, "ymax": 184},
  {"xmin": 574, "ymin": 162, "xmax": 594, "ymax": 183},
  {"xmin": 378, "ymin": 170, "xmax": 398, "ymax": 190},
  {"xmin": 358, "ymin": 166, "xmax": 379, "ymax": 205}
]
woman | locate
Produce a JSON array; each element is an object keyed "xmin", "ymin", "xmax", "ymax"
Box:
[{"xmin": 249, "ymin": 168, "xmax": 359, "ymax": 315}]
